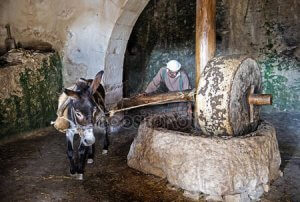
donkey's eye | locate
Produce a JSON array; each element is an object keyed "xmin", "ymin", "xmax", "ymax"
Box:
[{"xmin": 75, "ymin": 110, "xmax": 83, "ymax": 118}]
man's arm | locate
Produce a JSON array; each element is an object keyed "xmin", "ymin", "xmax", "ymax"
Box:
[
  {"xmin": 180, "ymin": 71, "xmax": 192, "ymax": 116},
  {"xmin": 145, "ymin": 68, "xmax": 164, "ymax": 93},
  {"xmin": 181, "ymin": 71, "xmax": 191, "ymax": 90}
]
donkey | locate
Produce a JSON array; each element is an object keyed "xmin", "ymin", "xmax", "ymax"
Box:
[{"xmin": 61, "ymin": 70, "xmax": 109, "ymax": 180}]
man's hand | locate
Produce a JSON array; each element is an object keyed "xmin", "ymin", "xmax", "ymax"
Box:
[
  {"xmin": 187, "ymin": 103, "xmax": 193, "ymax": 115},
  {"xmin": 134, "ymin": 92, "xmax": 147, "ymax": 98}
]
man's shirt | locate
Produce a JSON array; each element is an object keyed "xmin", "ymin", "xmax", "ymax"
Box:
[{"xmin": 145, "ymin": 67, "xmax": 191, "ymax": 93}]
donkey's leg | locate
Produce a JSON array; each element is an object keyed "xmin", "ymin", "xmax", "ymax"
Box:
[
  {"xmin": 77, "ymin": 139, "xmax": 88, "ymax": 180},
  {"xmin": 102, "ymin": 120, "xmax": 110, "ymax": 155},
  {"xmin": 87, "ymin": 144, "xmax": 95, "ymax": 164},
  {"xmin": 66, "ymin": 130, "xmax": 76, "ymax": 175}
]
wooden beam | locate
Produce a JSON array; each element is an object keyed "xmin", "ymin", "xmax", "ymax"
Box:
[
  {"xmin": 195, "ymin": 0, "xmax": 216, "ymax": 87},
  {"xmin": 109, "ymin": 90, "xmax": 195, "ymax": 115}
]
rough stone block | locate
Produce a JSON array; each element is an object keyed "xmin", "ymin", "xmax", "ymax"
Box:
[
  {"xmin": 110, "ymin": 24, "xmax": 132, "ymax": 40},
  {"xmin": 107, "ymin": 39, "xmax": 127, "ymax": 55},
  {"xmin": 183, "ymin": 190, "xmax": 201, "ymax": 201},
  {"xmin": 123, "ymin": 0, "xmax": 149, "ymax": 13},
  {"xmin": 224, "ymin": 193, "xmax": 250, "ymax": 202},
  {"xmin": 117, "ymin": 10, "xmax": 139, "ymax": 26},
  {"xmin": 127, "ymin": 117, "xmax": 281, "ymax": 200}
]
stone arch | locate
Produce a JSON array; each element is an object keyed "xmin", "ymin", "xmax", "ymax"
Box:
[{"xmin": 104, "ymin": 0, "xmax": 150, "ymax": 105}]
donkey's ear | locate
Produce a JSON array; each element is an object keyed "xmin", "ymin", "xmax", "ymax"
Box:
[
  {"xmin": 90, "ymin": 70, "xmax": 104, "ymax": 95},
  {"xmin": 64, "ymin": 88, "xmax": 81, "ymax": 99}
]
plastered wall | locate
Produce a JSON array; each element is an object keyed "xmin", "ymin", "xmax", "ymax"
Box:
[{"xmin": 0, "ymin": 0, "xmax": 149, "ymax": 105}]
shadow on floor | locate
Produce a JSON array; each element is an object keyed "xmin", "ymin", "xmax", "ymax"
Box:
[{"xmin": 261, "ymin": 112, "xmax": 300, "ymax": 202}]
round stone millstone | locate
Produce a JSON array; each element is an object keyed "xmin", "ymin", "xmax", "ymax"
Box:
[
  {"xmin": 127, "ymin": 117, "xmax": 281, "ymax": 200},
  {"xmin": 195, "ymin": 55, "xmax": 262, "ymax": 136}
]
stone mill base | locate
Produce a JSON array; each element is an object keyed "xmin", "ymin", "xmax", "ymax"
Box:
[{"xmin": 127, "ymin": 117, "xmax": 281, "ymax": 201}]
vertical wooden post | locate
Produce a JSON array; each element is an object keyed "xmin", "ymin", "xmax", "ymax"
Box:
[{"xmin": 195, "ymin": 0, "xmax": 216, "ymax": 87}]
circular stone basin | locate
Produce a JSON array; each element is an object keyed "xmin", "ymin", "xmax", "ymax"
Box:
[{"xmin": 127, "ymin": 116, "xmax": 281, "ymax": 201}]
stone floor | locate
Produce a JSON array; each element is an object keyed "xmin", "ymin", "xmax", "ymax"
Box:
[{"xmin": 0, "ymin": 112, "xmax": 299, "ymax": 202}]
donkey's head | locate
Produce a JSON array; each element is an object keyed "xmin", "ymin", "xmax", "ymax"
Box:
[{"xmin": 64, "ymin": 71, "xmax": 104, "ymax": 146}]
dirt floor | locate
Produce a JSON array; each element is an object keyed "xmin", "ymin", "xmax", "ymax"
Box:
[{"xmin": 0, "ymin": 112, "xmax": 299, "ymax": 202}]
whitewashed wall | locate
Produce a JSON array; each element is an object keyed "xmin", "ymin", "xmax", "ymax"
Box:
[{"xmin": 0, "ymin": 0, "xmax": 149, "ymax": 105}]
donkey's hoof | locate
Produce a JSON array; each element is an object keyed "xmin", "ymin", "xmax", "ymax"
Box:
[
  {"xmin": 70, "ymin": 173, "xmax": 77, "ymax": 178},
  {"xmin": 102, "ymin": 149, "xmax": 108, "ymax": 155},
  {"xmin": 76, "ymin": 173, "xmax": 84, "ymax": 180},
  {"xmin": 87, "ymin": 158, "xmax": 94, "ymax": 164}
]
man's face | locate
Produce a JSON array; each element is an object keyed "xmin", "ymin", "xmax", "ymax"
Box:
[{"xmin": 167, "ymin": 69, "xmax": 178, "ymax": 78}]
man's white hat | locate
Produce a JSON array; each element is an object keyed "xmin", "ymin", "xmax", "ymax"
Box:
[{"xmin": 166, "ymin": 60, "xmax": 181, "ymax": 72}]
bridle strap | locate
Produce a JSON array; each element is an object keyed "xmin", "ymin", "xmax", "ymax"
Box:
[
  {"xmin": 91, "ymin": 91, "xmax": 107, "ymax": 115},
  {"xmin": 71, "ymin": 107, "xmax": 93, "ymax": 137}
]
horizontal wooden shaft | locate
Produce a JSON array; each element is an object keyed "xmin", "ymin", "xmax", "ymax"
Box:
[
  {"xmin": 248, "ymin": 94, "xmax": 272, "ymax": 105},
  {"xmin": 110, "ymin": 90, "xmax": 195, "ymax": 115}
]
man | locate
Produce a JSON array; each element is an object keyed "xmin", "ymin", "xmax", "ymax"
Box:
[
  {"xmin": 144, "ymin": 59, "xmax": 192, "ymax": 118},
  {"xmin": 145, "ymin": 60, "xmax": 191, "ymax": 93}
]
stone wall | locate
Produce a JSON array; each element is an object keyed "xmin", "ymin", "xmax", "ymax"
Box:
[
  {"xmin": 128, "ymin": 118, "xmax": 281, "ymax": 201},
  {"xmin": 0, "ymin": 49, "xmax": 63, "ymax": 139},
  {"xmin": 124, "ymin": 0, "xmax": 300, "ymax": 112},
  {"xmin": 222, "ymin": 0, "xmax": 300, "ymax": 112}
]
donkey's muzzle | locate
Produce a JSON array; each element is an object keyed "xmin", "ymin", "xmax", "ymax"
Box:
[{"xmin": 82, "ymin": 128, "xmax": 95, "ymax": 146}]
